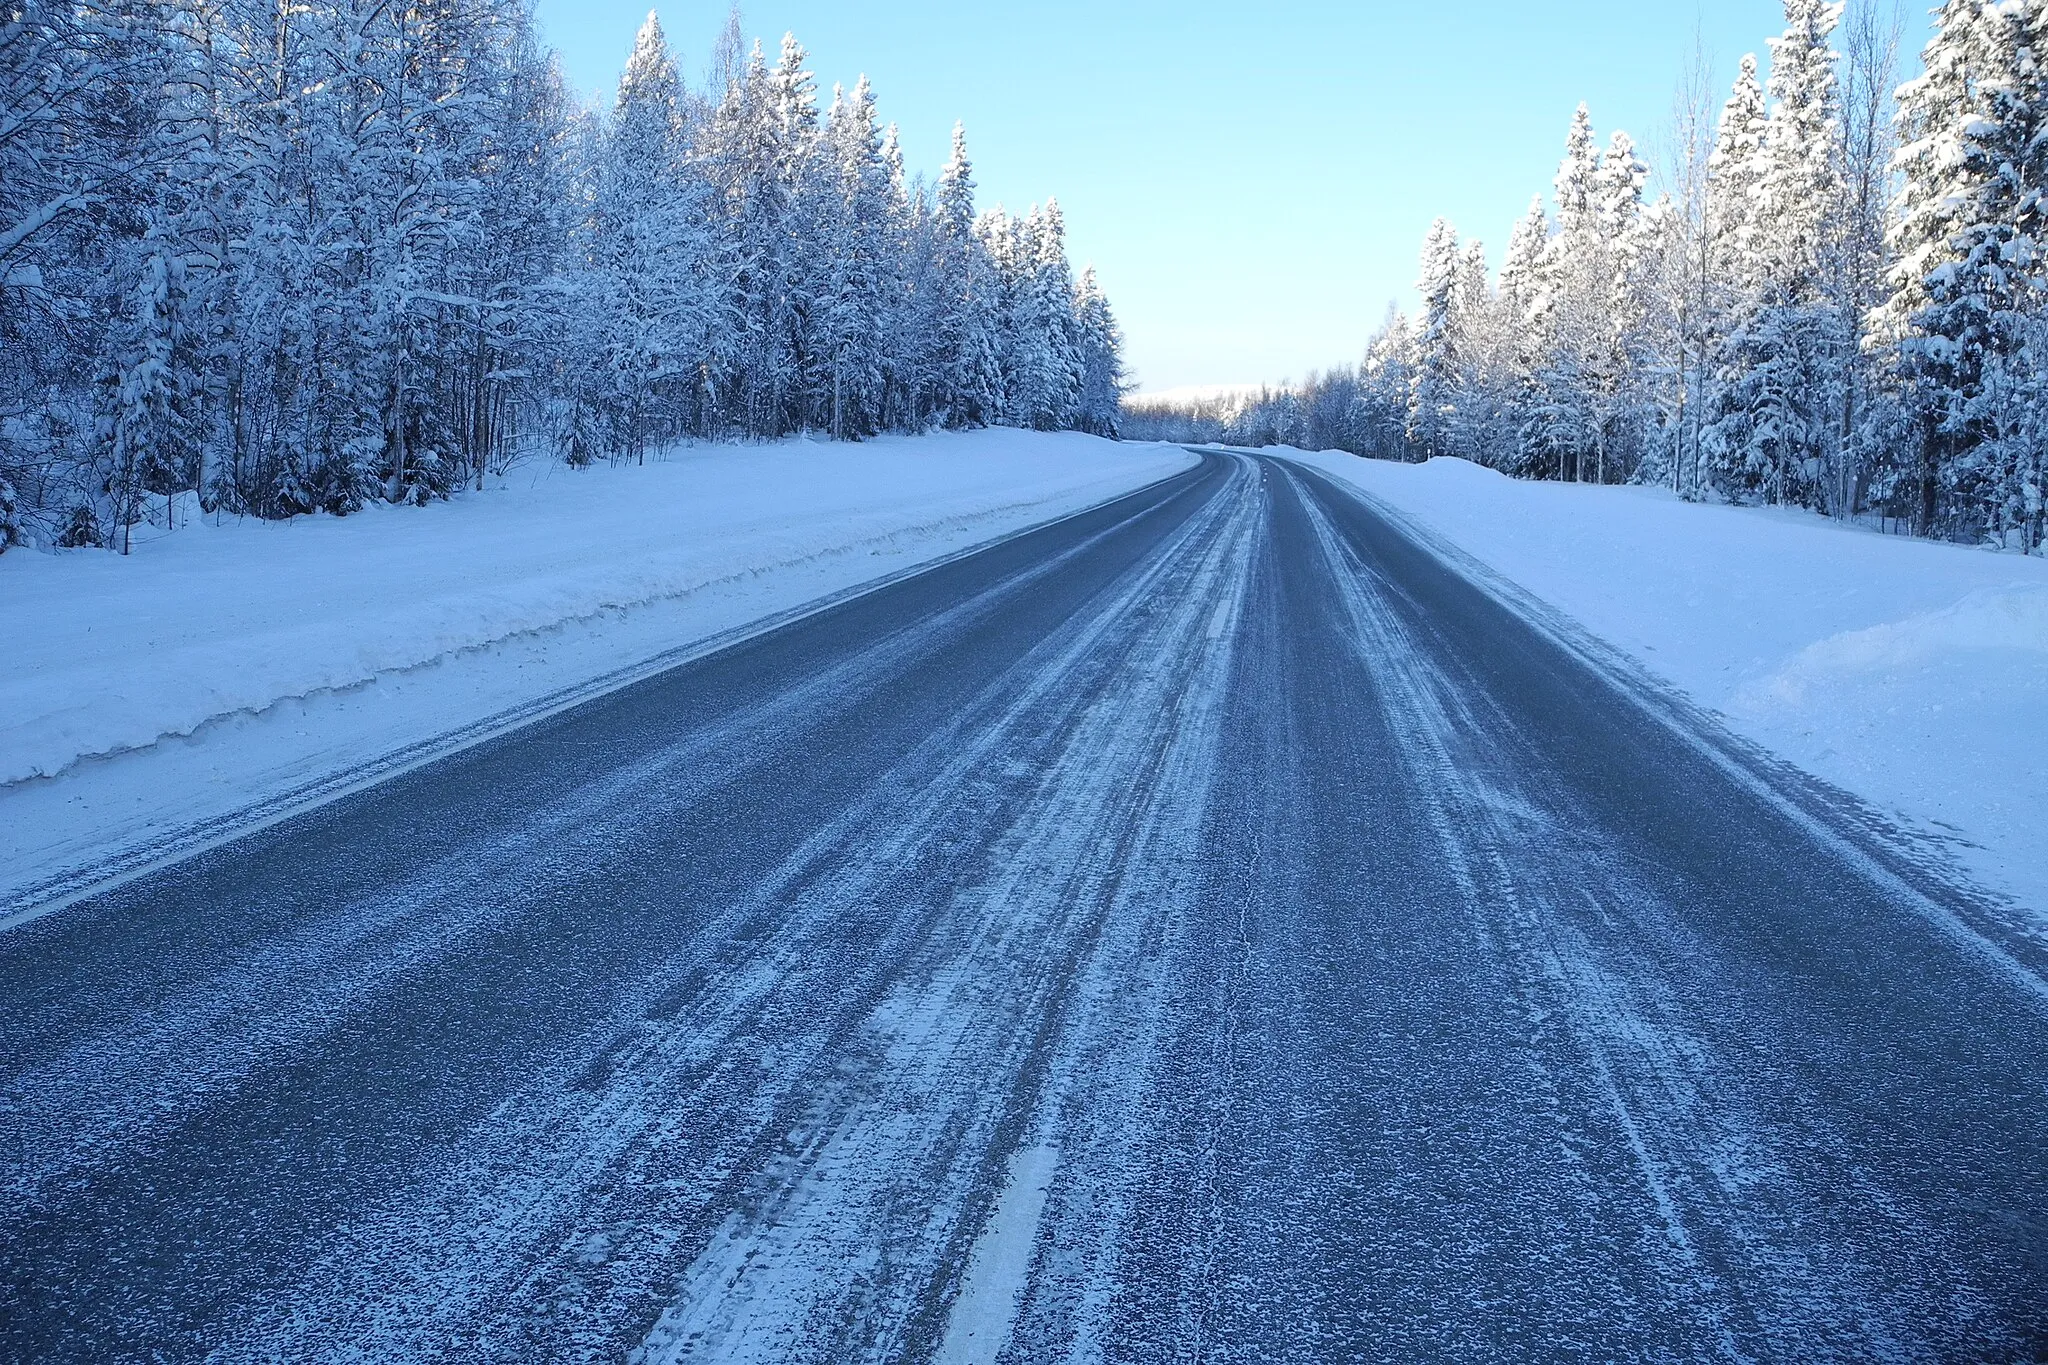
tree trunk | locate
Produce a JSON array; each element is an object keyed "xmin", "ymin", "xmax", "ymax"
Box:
[
  {"xmin": 1838, "ymin": 362, "xmax": 1857, "ymax": 520},
  {"xmin": 1674, "ymin": 334, "xmax": 1686, "ymax": 495},
  {"xmin": 1917, "ymin": 421, "xmax": 1940, "ymax": 538}
]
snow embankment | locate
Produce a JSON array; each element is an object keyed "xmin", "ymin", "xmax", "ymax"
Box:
[
  {"xmin": 1286, "ymin": 449, "xmax": 2048, "ymax": 924},
  {"xmin": 1, "ymin": 430, "xmax": 1194, "ymax": 914}
]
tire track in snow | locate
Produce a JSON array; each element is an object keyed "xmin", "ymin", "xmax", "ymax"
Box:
[
  {"xmin": 1284, "ymin": 462, "xmax": 2028, "ymax": 1359},
  {"xmin": 618, "ymin": 460, "xmax": 1257, "ymax": 1364},
  {"xmin": 6, "ymin": 451, "xmax": 2045, "ymax": 1361},
  {"xmin": 0, "ymin": 462, "xmax": 1229, "ymax": 1361},
  {"xmin": 177, "ymin": 459, "xmax": 1256, "ymax": 1362},
  {"xmin": 0, "ymin": 495, "xmax": 1160, "ymax": 1221}
]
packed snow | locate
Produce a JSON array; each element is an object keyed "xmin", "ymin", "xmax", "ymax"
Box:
[
  {"xmin": 0, "ymin": 430, "xmax": 1194, "ymax": 917},
  {"xmin": 1286, "ymin": 450, "xmax": 2048, "ymax": 927}
]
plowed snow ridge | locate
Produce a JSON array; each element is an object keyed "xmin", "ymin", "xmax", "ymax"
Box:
[{"xmin": 0, "ymin": 430, "xmax": 1195, "ymax": 913}]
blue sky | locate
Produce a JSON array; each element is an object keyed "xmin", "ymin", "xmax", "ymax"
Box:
[{"xmin": 533, "ymin": 1, "xmax": 1895, "ymax": 394}]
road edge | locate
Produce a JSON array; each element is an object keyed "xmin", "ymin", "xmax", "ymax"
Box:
[
  {"xmin": 1274, "ymin": 451, "xmax": 2048, "ymax": 1000},
  {"xmin": 1, "ymin": 452, "xmax": 1212, "ymax": 934}
]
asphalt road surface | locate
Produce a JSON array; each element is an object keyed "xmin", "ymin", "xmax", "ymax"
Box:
[{"xmin": 4, "ymin": 453, "xmax": 2046, "ymax": 1363}]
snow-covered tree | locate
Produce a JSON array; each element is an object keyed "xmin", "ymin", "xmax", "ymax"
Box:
[
  {"xmin": 932, "ymin": 123, "xmax": 1004, "ymax": 427},
  {"xmin": 0, "ymin": 2, "xmax": 1101, "ymax": 548},
  {"xmin": 1707, "ymin": 55, "xmax": 1771, "ymax": 294},
  {"xmin": 1876, "ymin": 0, "xmax": 2045, "ymax": 546},
  {"xmin": 1702, "ymin": 0, "xmax": 1850, "ymax": 509},
  {"xmin": 1525, "ymin": 107, "xmax": 1618, "ymax": 482},
  {"xmin": 1407, "ymin": 217, "xmax": 1462, "ymax": 458},
  {"xmin": 1148, "ymin": 1, "xmax": 2037, "ymax": 556},
  {"xmin": 1072, "ymin": 267, "xmax": 1126, "ymax": 437},
  {"xmin": 812, "ymin": 76, "xmax": 897, "ymax": 436},
  {"xmin": 98, "ymin": 220, "xmax": 200, "ymax": 551}
]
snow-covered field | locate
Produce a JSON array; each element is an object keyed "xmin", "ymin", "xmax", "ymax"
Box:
[
  {"xmin": 0, "ymin": 430, "xmax": 1195, "ymax": 918},
  {"xmin": 1287, "ymin": 449, "xmax": 2048, "ymax": 928}
]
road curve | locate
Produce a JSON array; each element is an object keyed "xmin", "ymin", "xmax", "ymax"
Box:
[{"xmin": 2, "ymin": 453, "xmax": 2044, "ymax": 1363}]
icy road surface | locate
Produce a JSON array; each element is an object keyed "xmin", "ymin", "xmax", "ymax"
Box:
[{"xmin": 3, "ymin": 453, "xmax": 2045, "ymax": 1361}]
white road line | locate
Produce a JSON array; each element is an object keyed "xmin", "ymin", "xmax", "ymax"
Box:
[
  {"xmin": 933, "ymin": 1144, "xmax": 1062, "ymax": 1365},
  {"xmin": 1204, "ymin": 598, "xmax": 1232, "ymax": 641}
]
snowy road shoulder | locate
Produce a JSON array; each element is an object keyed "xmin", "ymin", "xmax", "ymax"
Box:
[
  {"xmin": 0, "ymin": 430, "xmax": 1195, "ymax": 919},
  {"xmin": 1279, "ymin": 447, "xmax": 2048, "ymax": 933}
]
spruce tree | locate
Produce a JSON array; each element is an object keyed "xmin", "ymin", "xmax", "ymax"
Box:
[
  {"xmin": 1408, "ymin": 218, "xmax": 1462, "ymax": 459},
  {"xmin": 1873, "ymin": 0, "xmax": 2032, "ymax": 536},
  {"xmin": 1529, "ymin": 107, "xmax": 1608, "ymax": 481},
  {"xmin": 1072, "ymin": 268, "xmax": 1125, "ymax": 437},
  {"xmin": 935, "ymin": 124, "xmax": 1004, "ymax": 427},
  {"xmin": 0, "ymin": 5, "xmax": 1127, "ymax": 543},
  {"xmin": 1704, "ymin": 0, "xmax": 1849, "ymax": 509},
  {"xmin": 1706, "ymin": 54, "xmax": 1769, "ymax": 293}
]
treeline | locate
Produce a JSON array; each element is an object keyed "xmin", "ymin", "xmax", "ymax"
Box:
[
  {"xmin": 0, "ymin": 3, "xmax": 1124, "ymax": 553},
  {"xmin": 1123, "ymin": 379, "xmax": 1411, "ymax": 460},
  {"xmin": 1133, "ymin": 0, "xmax": 2046, "ymax": 553}
]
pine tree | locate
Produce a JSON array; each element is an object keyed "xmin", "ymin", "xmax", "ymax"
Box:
[
  {"xmin": 1759, "ymin": 1, "xmax": 1844, "ymax": 289},
  {"xmin": 1408, "ymin": 218, "xmax": 1462, "ymax": 459},
  {"xmin": 459, "ymin": 12, "xmax": 574, "ymax": 486},
  {"xmin": 1356, "ymin": 310, "xmax": 1419, "ymax": 460},
  {"xmin": 0, "ymin": 468, "xmax": 22, "ymax": 552},
  {"xmin": 1875, "ymin": 0, "xmax": 2004, "ymax": 534},
  {"xmin": 934, "ymin": 124, "xmax": 1004, "ymax": 427},
  {"xmin": 1491, "ymin": 197, "xmax": 1553, "ymax": 476},
  {"xmin": 1553, "ymin": 105, "xmax": 1602, "ymax": 243},
  {"xmin": 0, "ymin": 5, "xmax": 1126, "ymax": 544},
  {"xmin": 815, "ymin": 76, "xmax": 895, "ymax": 437},
  {"xmin": 1589, "ymin": 130, "xmax": 1654, "ymax": 485},
  {"xmin": 1447, "ymin": 237, "xmax": 1524, "ymax": 465},
  {"xmin": 1498, "ymin": 196, "xmax": 1551, "ymax": 322},
  {"xmin": 1956, "ymin": 0, "xmax": 2048, "ymax": 550},
  {"xmin": 1706, "ymin": 55, "xmax": 1769, "ymax": 294},
  {"xmin": 993, "ymin": 201, "xmax": 1082, "ymax": 431},
  {"xmin": 1071, "ymin": 266, "xmax": 1125, "ymax": 437},
  {"xmin": 1528, "ymin": 107, "xmax": 1608, "ymax": 481},
  {"xmin": 106, "ymin": 220, "xmax": 200, "ymax": 549},
  {"xmin": 580, "ymin": 11, "xmax": 706, "ymax": 462},
  {"xmin": 1705, "ymin": 0, "xmax": 1850, "ymax": 510}
]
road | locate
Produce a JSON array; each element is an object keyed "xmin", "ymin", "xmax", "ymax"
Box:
[{"xmin": 3, "ymin": 453, "xmax": 2045, "ymax": 1362}]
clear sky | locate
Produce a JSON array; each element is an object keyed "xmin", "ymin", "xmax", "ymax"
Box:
[{"xmin": 531, "ymin": 1, "xmax": 1889, "ymax": 394}]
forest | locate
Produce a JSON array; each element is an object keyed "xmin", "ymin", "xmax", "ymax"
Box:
[
  {"xmin": 0, "ymin": 2, "xmax": 1125, "ymax": 552},
  {"xmin": 1128, "ymin": 0, "xmax": 2048, "ymax": 554}
]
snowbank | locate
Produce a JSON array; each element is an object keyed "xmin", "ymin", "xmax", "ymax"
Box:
[
  {"xmin": 1, "ymin": 430, "xmax": 1195, "ymax": 917},
  {"xmin": 1284, "ymin": 449, "xmax": 2048, "ymax": 925}
]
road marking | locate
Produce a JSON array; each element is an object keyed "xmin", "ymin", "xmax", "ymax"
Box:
[
  {"xmin": 934, "ymin": 1144, "xmax": 1060, "ymax": 1365},
  {"xmin": 1205, "ymin": 598, "xmax": 1232, "ymax": 641}
]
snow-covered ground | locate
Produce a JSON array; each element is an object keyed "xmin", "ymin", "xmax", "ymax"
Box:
[
  {"xmin": 1286, "ymin": 449, "xmax": 2048, "ymax": 928},
  {"xmin": 0, "ymin": 430, "xmax": 1195, "ymax": 918}
]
